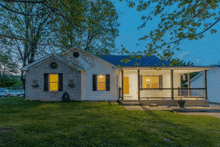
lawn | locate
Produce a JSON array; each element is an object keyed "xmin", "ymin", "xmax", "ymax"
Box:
[{"xmin": 0, "ymin": 97, "xmax": 220, "ymax": 147}]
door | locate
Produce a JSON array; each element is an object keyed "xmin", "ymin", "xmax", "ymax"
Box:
[{"xmin": 123, "ymin": 76, "xmax": 129, "ymax": 94}]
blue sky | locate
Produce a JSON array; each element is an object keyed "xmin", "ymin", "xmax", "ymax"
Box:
[{"xmin": 113, "ymin": 1, "xmax": 220, "ymax": 66}]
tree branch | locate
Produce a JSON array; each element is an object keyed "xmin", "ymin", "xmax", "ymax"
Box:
[
  {"xmin": 152, "ymin": 18, "xmax": 220, "ymax": 51},
  {"xmin": 43, "ymin": 2, "xmax": 82, "ymax": 32},
  {"xmin": 0, "ymin": 3, "xmax": 48, "ymax": 16}
]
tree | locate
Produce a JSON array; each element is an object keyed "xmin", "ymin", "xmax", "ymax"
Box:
[
  {"xmin": 0, "ymin": 0, "xmax": 120, "ymax": 56},
  {"xmin": 120, "ymin": 0, "xmax": 219, "ymax": 62},
  {"xmin": 0, "ymin": 1, "xmax": 59, "ymax": 91},
  {"xmin": 0, "ymin": 0, "xmax": 120, "ymax": 91},
  {"xmin": 51, "ymin": 0, "xmax": 120, "ymax": 56}
]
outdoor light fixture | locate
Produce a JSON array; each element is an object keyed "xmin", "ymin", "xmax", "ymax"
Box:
[{"xmin": 183, "ymin": 74, "xmax": 186, "ymax": 81}]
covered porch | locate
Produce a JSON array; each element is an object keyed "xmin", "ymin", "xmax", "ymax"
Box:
[{"xmin": 118, "ymin": 66, "xmax": 211, "ymax": 106}]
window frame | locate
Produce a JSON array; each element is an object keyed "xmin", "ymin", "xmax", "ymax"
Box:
[
  {"xmin": 97, "ymin": 74, "xmax": 106, "ymax": 91},
  {"xmin": 49, "ymin": 74, "xmax": 59, "ymax": 92},
  {"xmin": 142, "ymin": 75, "xmax": 159, "ymax": 88}
]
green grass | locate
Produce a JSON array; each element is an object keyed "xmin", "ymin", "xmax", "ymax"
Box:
[{"xmin": 0, "ymin": 97, "xmax": 220, "ymax": 147}]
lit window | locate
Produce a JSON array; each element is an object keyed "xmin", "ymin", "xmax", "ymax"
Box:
[
  {"xmin": 49, "ymin": 74, "xmax": 58, "ymax": 91},
  {"xmin": 143, "ymin": 76, "xmax": 159, "ymax": 88},
  {"xmin": 97, "ymin": 75, "xmax": 105, "ymax": 90}
]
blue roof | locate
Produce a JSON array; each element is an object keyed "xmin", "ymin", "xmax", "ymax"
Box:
[
  {"xmin": 101, "ymin": 55, "xmax": 170, "ymax": 67},
  {"xmin": 213, "ymin": 65, "xmax": 220, "ymax": 68}
]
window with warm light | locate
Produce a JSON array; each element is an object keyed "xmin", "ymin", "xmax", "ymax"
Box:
[
  {"xmin": 97, "ymin": 75, "xmax": 105, "ymax": 90},
  {"xmin": 49, "ymin": 74, "xmax": 58, "ymax": 91},
  {"xmin": 143, "ymin": 76, "xmax": 159, "ymax": 88}
]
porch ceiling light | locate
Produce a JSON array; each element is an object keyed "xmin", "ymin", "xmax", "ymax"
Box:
[{"xmin": 99, "ymin": 75, "xmax": 104, "ymax": 78}]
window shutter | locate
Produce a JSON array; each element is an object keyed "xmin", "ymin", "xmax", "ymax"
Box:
[
  {"xmin": 106, "ymin": 74, "xmax": 110, "ymax": 91},
  {"xmin": 58, "ymin": 73, "xmax": 63, "ymax": 91},
  {"xmin": 44, "ymin": 73, "xmax": 48, "ymax": 91},
  {"xmin": 140, "ymin": 75, "xmax": 143, "ymax": 88},
  {"xmin": 93, "ymin": 74, "xmax": 97, "ymax": 91},
  {"xmin": 159, "ymin": 75, "xmax": 163, "ymax": 88}
]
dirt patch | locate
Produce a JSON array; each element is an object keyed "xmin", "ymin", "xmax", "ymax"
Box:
[{"xmin": 0, "ymin": 126, "xmax": 16, "ymax": 134}]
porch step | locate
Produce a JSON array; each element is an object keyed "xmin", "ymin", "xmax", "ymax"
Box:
[
  {"xmin": 149, "ymin": 103, "xmax": 158, "ymax": 107},
  {"xmin": 120, "ymin": 101, "xmax": 140, "ymax": 105}
]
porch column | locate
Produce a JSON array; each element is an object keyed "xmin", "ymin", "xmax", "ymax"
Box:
[
  {"xmin": 138, "ymin": 70, "xmax": 140, "ymax": 100},
  {"xmin": 121, "ymin": 69, "xmax": 124, "ymax": 100},
  {"xmin": 187, "ymin": 73, "xmax": 190, "ymax": 97},
  {"xmin": 203, "ymin": 70, "xmax": 207, "ymax": 99},
  {"xmin": 170, "ymin": 70, "xmax": 174, "ymax": 100}
]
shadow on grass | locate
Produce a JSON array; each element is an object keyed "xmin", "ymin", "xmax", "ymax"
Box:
[{"xmin": 0, "ymin": 99, "xmax": 219, "ymax": 146}]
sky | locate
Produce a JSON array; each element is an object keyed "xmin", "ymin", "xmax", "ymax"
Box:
[{"xmin": 113, "ymin": 1, "xmax": 220, "ymax": 66}]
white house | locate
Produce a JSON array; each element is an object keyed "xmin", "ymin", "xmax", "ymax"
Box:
[
  {"xmin": 21, "ymin": 48, "xmax": 211, "ymax": 106},
  {"xmin": 190, "ymin": 65, "xmax": 220, "ymax": 103}
]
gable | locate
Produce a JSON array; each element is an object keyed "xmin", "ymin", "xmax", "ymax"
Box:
[
  {"xmin": 61, "ymin": 48, "xmax": 116, "ymax": 70},
  {"xmin": 21, "ymin": 54, "xmax": 84, "ymax": 71}
]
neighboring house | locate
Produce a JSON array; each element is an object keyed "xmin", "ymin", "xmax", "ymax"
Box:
[
  {"xmin": 21, "ymin": 48, "xmax": 211, "ymax": 106},
  {"xmin": 189, "ymin": 65, "xmax": 220, "ymax": 103}
]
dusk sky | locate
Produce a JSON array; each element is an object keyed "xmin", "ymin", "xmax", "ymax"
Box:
[{"xmin": 113, "ymin": 1, "xmax": 220, "ymax": 66}]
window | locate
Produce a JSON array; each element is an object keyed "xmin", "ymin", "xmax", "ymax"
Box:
[
  {"xmin": 143, "ymin": 76, "xmax": 159, "ymax": 88},
  {"xmin": 49, "ymin": 74, "xmax": 58, "ymax": 91},
  {"xmin": 97, "ymin": 75, "xmax": 105, "ymax": 90}
]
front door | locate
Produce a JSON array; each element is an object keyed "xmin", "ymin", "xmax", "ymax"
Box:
[{"xmin": 123, "ymin": 76, "xmax": 129, "ymax": 94}]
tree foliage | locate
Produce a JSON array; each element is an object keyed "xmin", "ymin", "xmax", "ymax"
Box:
[
  {"xmin": 121, "ymin": 0, "xmax": 220, "ymax": 62},
  {"xmin": 50, "ymin": 0, "xmax": 119, "ymax": 56},
  {"xmin": 0, "ymin": 0, "xmax": 120, "ymax": 90}
]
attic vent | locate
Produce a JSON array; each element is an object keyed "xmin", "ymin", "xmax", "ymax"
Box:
[
  {"xmin": 73, "ymin": 52, "xmax": 79, "ymax": 58},
  {"xmin": 50, "ymin": 62, "xmax": 57, "ymax": 69}
]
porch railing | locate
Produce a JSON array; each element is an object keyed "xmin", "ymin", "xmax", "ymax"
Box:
[{"xmin": 139, "ymin": 88, "xmax": 206, "ymax": 100}]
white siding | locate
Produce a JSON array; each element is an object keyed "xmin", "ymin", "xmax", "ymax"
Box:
[
  {"xmin": 191, "ymin": 68, "xmax": 220, "ymax": 103},
  {"xmin": 122, "ymin": 70, "xmax": 181, "ymax": 100},
  {"xmin": 65, "ymin": 51, "xmax": 118, "ymax": 101}
]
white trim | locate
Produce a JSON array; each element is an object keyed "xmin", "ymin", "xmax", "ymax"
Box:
[{"xmin": 20, "ymin": 54, "xmax": 84, "ymax": 71}]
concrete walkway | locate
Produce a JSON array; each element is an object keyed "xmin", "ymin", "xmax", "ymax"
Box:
[{"xmin": 124, "ymin": 104, "xmax": 220, "ymax": 118}]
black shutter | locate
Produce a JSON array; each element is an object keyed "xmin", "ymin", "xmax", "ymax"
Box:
[
  {"xmin": 44, "ymin": 73, "xmax": 48, "ymax": 91},
  {"xmin": 58, "ymin": 73, "xmax": 63, "ymax": 91},
  {"xmin": 140, "ymin": 75, "xmax": 143, "ymax": 88},
  {"xmin": 106, "ymin": 74, "xmax": 110, "ymax": 91},
  {"xmin": 159, "ymin": 75, "xmax": 163, "ymax": 89},
  {"xmin": 93, "ymin": 74, "xmax": 97, "ymax": 91}
]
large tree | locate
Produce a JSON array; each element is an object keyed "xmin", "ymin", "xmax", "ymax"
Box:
[
  {"xmin": 49, "ymin": 0, "xmax": 119, "ymax": 55},
  {"xmin": 120, "ymin": 0, "xmax": 219, "ymax": 63},
  {"xmin": 0, "ymin": 0, "xmax": 120, "ymax": 90}
]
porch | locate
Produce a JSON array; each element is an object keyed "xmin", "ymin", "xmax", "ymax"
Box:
[{"xmin": 118, "ymin": 66, "xmax": 211, "ymax": 106}]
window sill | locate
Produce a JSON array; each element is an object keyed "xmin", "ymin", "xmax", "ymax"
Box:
[{"xmin": 49, "ymin": 91, "xmax": 59, "ymax": 93}]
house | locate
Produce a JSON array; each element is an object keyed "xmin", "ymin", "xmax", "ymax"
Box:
[
  {"xmin": 20, "ymin": 48, "xmax": 211, "ymax": 106},
  {"xmin": 189, "ymin": 65, "xmax": 220, "ymax": 103}
]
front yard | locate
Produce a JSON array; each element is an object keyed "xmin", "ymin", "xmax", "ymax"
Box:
[{"xmin": 0, "ymin": 97, "xmax": 220, "ymax": 146}]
